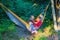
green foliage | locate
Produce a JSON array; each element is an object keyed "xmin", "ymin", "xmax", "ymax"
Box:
[
  {"xmin": 0, "ymin": 35, "xmax": 3, "ymax": 40},
  {"xmin": 0, "ymin": 0, "xmax": 50, "ymax": 20},
  {"xmin": 0, "ymin": 18, "xmax": 15, "ymax": 33},
  {"xmin": 8, "ymin": 23, "xmax": 15, "ymax": 31},
  {"xmin": 20, "ymin": 38, "xmax": 24, "ymax": 40},
  {"xmin": 39, "ymin": 36, "xmax": 47, "ymax": 40},
  {"xmin": 38, "ymin": 29, "xmax": 43, "ymax": 32}
]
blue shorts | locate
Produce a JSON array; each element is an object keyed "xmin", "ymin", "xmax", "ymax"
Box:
[{"xmin": 30, "ymin": 24, "xmax": 36, "ymax": 31}]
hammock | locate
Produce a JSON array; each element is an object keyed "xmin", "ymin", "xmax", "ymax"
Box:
[
  {"xmin": 0, "ymin": 3, "xmax": 30, "ymax": 31},
  {"xmin": 0, "ymin": 3, "xmax": 50, "ymax": 31}
]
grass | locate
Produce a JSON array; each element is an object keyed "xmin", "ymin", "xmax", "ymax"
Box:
[
  {"xmin": 34, "ymin": 26, "xmax": 53, "ymax": 40},
  {"xmin": 0, "ymin": 31, "xmax": 19, "ymax": 40},
  {"xmin": 39, "ymin": 36, "xmax": 47, "ymax": 40},
  {"xmin": 20, "ymin": 38, "xmax": 24, "ymax": 40}
]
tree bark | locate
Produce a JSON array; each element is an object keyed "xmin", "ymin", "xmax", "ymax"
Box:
[
  {"xmin": 57, "ymin": 8, "xmax": 60, "ymax": 30},
  {"xmin": 51, "ymin": 0, "xmax": 58, "ymax": 31},
  {"xmin": 56, "ymin": 0, "xmax": 60, "ymax": 30}
]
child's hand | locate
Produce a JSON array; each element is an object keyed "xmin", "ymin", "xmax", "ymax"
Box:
[
  {"xmin": 29, "ymin": 22, "xmax": 32, "ymax": 25},
  {"xmin": 34, "ymin": 22, "xmax": 37, "ymax": 24}
]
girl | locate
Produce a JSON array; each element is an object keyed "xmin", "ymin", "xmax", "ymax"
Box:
[{"xmin": 33, "ymin": 14, "xmax": 43, "ymax": 29}]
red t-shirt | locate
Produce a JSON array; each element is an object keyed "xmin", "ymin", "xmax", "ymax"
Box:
[{"xmin": 33, "ymin": 20, "xmax": 42, "ymax": 28}]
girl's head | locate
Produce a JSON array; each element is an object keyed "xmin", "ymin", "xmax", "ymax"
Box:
[{"xmin": 36, "ymin": 17, "xmax": 40, "ymax": 22}]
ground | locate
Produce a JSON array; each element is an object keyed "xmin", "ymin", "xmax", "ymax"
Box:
[
  {"xmin": 0, "ymin": 26, "xmax": 60, "ymax": 40},
  {"xmin": 13, "ymin": 26, "xmax": 60, "ymax": 40}
]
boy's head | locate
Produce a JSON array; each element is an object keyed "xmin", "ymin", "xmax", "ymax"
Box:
[{"xmin": 30, "ymin": 15, "xmax": 34, "ymax": 20}]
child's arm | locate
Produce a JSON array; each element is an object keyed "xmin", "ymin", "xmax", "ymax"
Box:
[
  {"xmin": 39, "ymin": 14, "xmax": 44, "ymax": 22},
  {"xmin": 34, "ymin": 22, "xmax": 37, "ymax": 24}
]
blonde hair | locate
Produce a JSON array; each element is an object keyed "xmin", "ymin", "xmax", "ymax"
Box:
[{"xmin": 36, "ymin": 17, "xmax": 40, "ymax": 21}]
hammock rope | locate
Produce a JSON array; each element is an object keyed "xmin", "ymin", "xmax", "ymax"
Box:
[{"xmin": 37, "ymin": 2, "xmax": 50, "ymax": 22}]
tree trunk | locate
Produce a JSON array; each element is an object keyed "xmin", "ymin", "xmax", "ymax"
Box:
[
  {"xmin": 56, "ymin": 0, "xmax": 60, "ymax": 30},
  {"xmin": 57, "ymin": 6, "xmax": 60, "ymax": 30},
  {"xmin": 51, "ymin": 0, "xmax": 58, "ymax": 31}
]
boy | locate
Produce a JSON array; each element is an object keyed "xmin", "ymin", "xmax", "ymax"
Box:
[{"xmin": 28, "ymin": 15, "xmax": 37, "ymax": 34}]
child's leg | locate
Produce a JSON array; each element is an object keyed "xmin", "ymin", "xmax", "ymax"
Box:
[
  {"xmin": 31, "ymin": 30, "xmax": 37, "ymax": 34},
  {"xmin": 30, "ymin": 24, "xmax": 38, "ymax": 34},
  {"xmin": 30, "ymin": 24, "xmax": 35, "ymax": 32}
]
